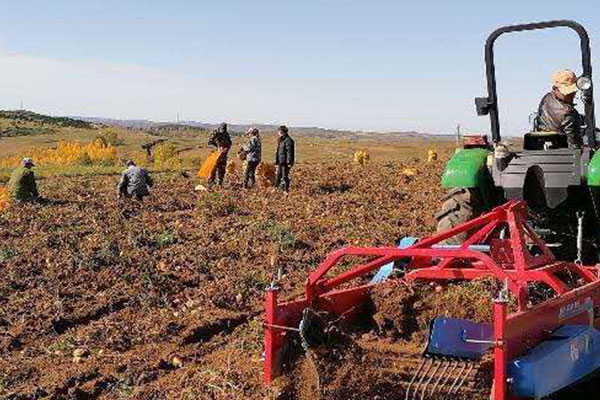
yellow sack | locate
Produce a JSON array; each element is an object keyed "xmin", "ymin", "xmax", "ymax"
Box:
[
  {"xmin": 198, "ymin": 151, "xmax": 220, "ymax": 179},
  {"xmin": 0, "ymin": 187, "xmax": 9, "ymax": 212},
  {"xmin": 427, "ymin": 149, "xmax": 438, "ymax": 163},
  {"xmin": 354, "ymin": 150, "xmax": 370, "ymax": 165}
]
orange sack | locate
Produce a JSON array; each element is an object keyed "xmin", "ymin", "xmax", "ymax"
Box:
[
  {"xmin": 198, "ymin": 151, "xmax": 221, "ymax": 179},
  {"xmin": 0, "ymin": 187, "xmax": 10, "ymax": 212},
  {"xmin": 257, "ymin": 162, "xmax": 276, "ymax": 187}
]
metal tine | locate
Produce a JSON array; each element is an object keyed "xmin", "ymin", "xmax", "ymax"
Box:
[
  {"xmin": 420, "ymin": 358, "xmax": 442, "ymax": 400},
  {"xmin": 429, "ymin": 358, "xmax": 450, "ymax": 398},
  {"xmin": 451, "ymin": 361, "xmax": 475, "ymax": 395},
  {"xmin": 411, "ymin": 358, "xmax": 435, "ymax": 400},
  {"xmin": 405, "ymin": 357, "xmax": 429, "ymax": 400},
  {"xmin": 445, "ymin": 360, "xmax": 467, "ymax": 399},
  {"xmin": 438, "ymin": 359, "xmax": 459, "ymax": 393}
]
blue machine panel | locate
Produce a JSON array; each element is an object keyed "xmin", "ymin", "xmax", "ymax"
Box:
[
  {"xmin": 370, "ymin": 237, "xmax": 418, "ymax": 284},
  {"xmin": 426, "ymin": 317, "xmax": 494, "ymax": 359},
  {"xmin": 509, "ymin": 325, "xmax": 600, "ymax": 399}
]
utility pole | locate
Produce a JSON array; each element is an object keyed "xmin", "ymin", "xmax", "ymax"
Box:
[{"xmin": 456, "ymin": 124, "xmax": 461, "ymax": 148}]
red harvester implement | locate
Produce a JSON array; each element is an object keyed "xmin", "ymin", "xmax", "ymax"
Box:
[{"xmin": 264, "ymin": 200, "xmax": 600, "ymax": 399}]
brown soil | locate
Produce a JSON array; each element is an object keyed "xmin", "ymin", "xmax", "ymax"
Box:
[
  {"xmin": 1, "ymin": 156, "xmax": 594, "ymax": 400},
  {"xmin": 278, "ymin": 279, "xmax": 499, "ymax": 400},
  {"xmin": 0, "ymin": 158, "xmax": 446, "ymax": 399}
]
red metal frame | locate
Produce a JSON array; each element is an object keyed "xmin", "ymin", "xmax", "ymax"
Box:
[
  {"xmin": 463, "ymin": 134, "xmax": 490, "ymax": 148},
  {"xmin": 264, "ymin": 200, "xmax": 600, "ymax": 399}
]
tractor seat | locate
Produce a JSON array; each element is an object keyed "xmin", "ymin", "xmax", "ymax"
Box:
[{"xmin": 523, "ymin": 131, "xmax": 568, "ymax": 150}]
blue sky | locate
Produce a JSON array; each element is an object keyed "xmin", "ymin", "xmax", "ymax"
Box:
[{"xmin": 0, "ymin": 1, "xmax": 598, "ymax": 135}]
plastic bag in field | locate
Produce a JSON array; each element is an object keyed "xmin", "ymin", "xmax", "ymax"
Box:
[
  {"xmin": 198, "ymin": 151, "xmax": 220, "ymax": 179},
  {"xmin": 402, "ymin": 168, "xmax": 417, "ymax": 177}
]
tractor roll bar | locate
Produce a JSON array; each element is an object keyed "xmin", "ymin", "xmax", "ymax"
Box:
[{"xmin": 478, "ymin": 20, "xmax": 596, "ymax": 148}]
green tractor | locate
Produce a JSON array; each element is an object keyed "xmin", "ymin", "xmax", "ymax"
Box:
[{"xmin": 436, "ymin": 20, "xmax": 600, "ymax": 262}]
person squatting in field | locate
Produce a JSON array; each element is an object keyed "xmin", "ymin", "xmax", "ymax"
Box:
[
  {"xmin": 274, "ymin": 125, "xmax": 295, "ymax": 193},
  {"xmin": 242, "ymin": 127, "xmax": 262, "ymax": 188},
  {"xmin": 207, "ymin": 123, "xmax": 233, "ymax": 186},
  {"xmin": 8, "ymin": 157, "xmax": 40, "ymax": 203},
  {"xmin": 117, "ymin": 160, "xmax": 154, "ymax": 201}
]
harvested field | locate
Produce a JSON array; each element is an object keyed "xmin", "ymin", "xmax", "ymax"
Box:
[
  {"xmin": 1, "ymin": 154, "xmax": 596, "ymax": 399},
  {"xmin": 0, "ymin": 158, "xmax": 446, "ymax": 399}
]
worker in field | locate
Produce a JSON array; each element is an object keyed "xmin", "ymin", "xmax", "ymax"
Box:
[
  {"xmin": 537, "ymin": 69, "xmax": 583, "ymax": 149},
  {"xmin": 117, "ymin": 160, "xmax": 153, "ymax": 201},
  {"xmin": 207, "ymin": 122, "xmax": 232, "ymax": 186},
  {"xmin": 7, "ymin": 157, "xmax": 40, "ymax": 202},
  {"xmin": 242, "ymin": 127, "xmax": 262, "ymax": 188},
  {"xmin": 274, "ymin": 125, "xmax": 295, "ymax": 194}
]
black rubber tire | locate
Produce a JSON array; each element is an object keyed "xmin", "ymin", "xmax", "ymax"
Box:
[{"xmin": 435, "ymin": 188, "xmax": 484, "ymax": 245}]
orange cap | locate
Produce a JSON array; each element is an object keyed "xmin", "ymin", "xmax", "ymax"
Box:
[{"xmin": 552, "ymin": 69, "xmax": 578, "ymax": 95}]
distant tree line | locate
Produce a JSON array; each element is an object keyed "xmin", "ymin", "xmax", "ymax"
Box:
[
  {"xmin": 0, "ymin": 110, "xmax": 92, "ymax": 129},
  {"xmin": 0, "ymin": 126, "xmax": 55, "ymax": 137}
]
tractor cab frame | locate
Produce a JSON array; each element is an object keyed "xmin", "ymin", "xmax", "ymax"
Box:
[
  {"xmin": 478, "ymin": 21, "xmax": 597, "ymax": 208},
  {"xmin": 439, "ymin": 20, "xmax": 600, "ymax": 262},
  {"xmin": 475, "ymin": 19, "xmax": 596, "ymax": 148}
]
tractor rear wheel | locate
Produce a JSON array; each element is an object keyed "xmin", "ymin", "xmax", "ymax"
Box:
[{"xmin": 435, "ymin": 188, "xmax": 484, "ymax": 245}]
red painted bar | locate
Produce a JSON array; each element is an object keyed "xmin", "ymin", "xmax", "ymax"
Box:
[
  {"xmin": 504, "ymin": 279, "xmax": 600, "ymax": 359},
  {"xmin": 494, "ymin": 300, "xmax": 508, "ymax": 400},
  {"xmin": 264, "ymin": 287, "xmax": 279, "ymax": 384}
]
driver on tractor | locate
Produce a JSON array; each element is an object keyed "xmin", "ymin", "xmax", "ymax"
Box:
[{"xmin": 537, "ymin": 69, "xmax": 583, "ymax": 149}]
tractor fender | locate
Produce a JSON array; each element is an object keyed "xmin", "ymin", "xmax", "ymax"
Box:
[
  {"xmin": 441, "ymin": 148, "xmax": 491, "ymax": 189},
  {"xmin": 587, "ymin": 150, "xmax": 600, "ymax": 185}
]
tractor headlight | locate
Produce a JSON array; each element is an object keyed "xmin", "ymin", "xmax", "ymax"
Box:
[{"xmin": 577, "ymin": 76, "xmax": 592, "ymax": 91}]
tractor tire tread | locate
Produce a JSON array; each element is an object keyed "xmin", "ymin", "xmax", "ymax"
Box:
[{"xmin": 436, "ymin": 188, "xmax": 483, "ymax": 244}]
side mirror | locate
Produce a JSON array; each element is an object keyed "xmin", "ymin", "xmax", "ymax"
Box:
[
  {"xmin": 578, "ymin": 76, "xmax": 593, "ymax": 104},
  {"xmin": 577, "ymin": 76, "xmax": 592, "ymax": 91},
  {"xmin": 475, "ymin": 97, "xmax": 493, "ymax": 116}
]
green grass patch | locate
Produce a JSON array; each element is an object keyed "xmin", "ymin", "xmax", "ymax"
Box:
[
  {"xmin": 255, "ymin": 220, "xmax": 297, "ymax": 250},
  {"xmin": 0, "ymin": 247, "xmax": 17, "ymax": 263}
]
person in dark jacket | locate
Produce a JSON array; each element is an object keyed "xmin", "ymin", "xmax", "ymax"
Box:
[
  {"xmin": 242, "ymin": 127, "xmax": 262, "ymax": 188},
  {"xmin": 274, "ymin": 125, "xmax": 295, "ymax": 193},
  {"xmin": 207, "ymin": 123, "xmax": 232, "ymax": 185},
  {"xmin": 117, "ymin": 160, "xmax": 153, "ymax": 200},
  {"xmin": 8, "ymin": 158, "xmax": 39, "ymax": 202},
  {"xmin": 537, "ymin": 69, "xmax": 583, "ymax": 149}
]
